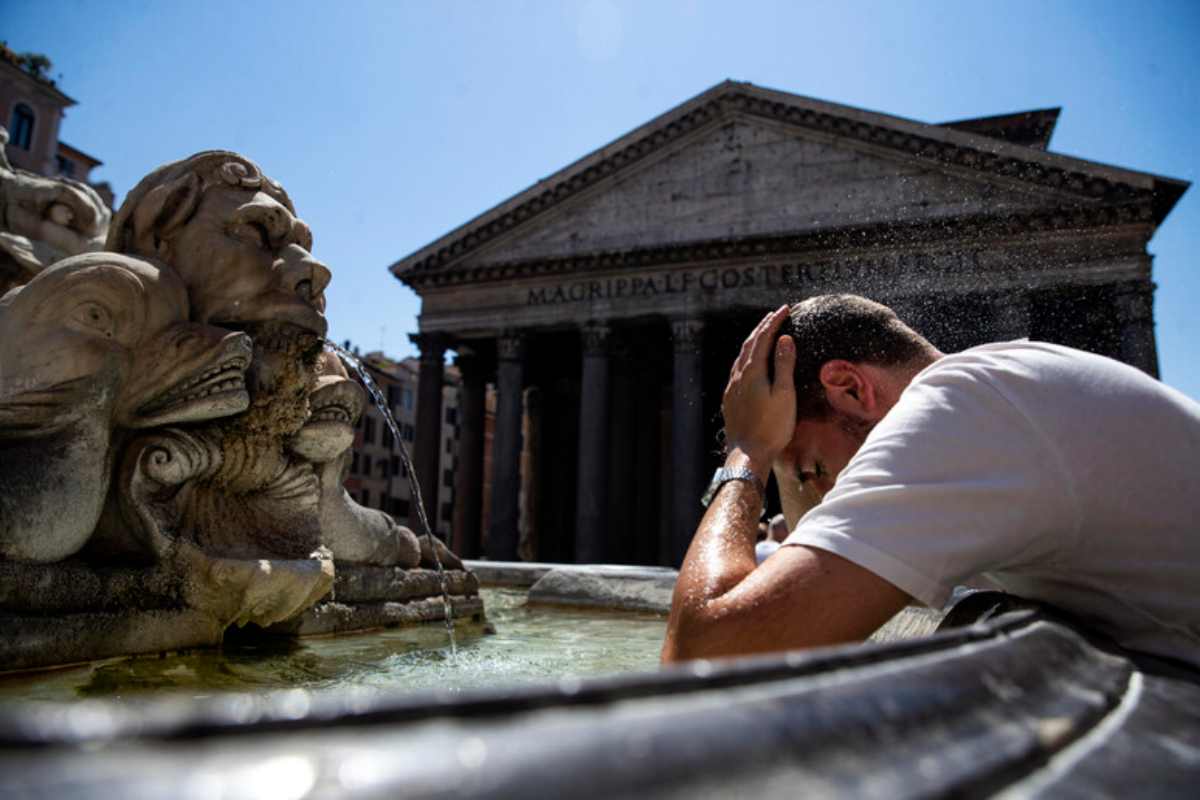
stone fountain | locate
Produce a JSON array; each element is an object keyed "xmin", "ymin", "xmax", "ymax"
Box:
[{"xmin": 0, "ymin": 139, "xmax": 480, "ymax": 671}]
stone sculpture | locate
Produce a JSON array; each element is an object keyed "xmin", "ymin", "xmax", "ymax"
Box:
[
  {"xmin": 0, "ymin": 150, "xmax": 479, "ymax": 670},
  {"xmin": 0, "ymin": 127, "xmax": 110, "ymax": 294},
  {"xmin": 293, "ymin": 352, "xmax": 422, "ymax": 567},
  {"xmin": 266, "ymin": 351, "xmax": 475, "ymax": 637},
  {"xmin": 0, "ymin": 252, "xmax": 251, "ymax": 562},
  {"xmin": 294, "ymin": 352, "xmax": 464, "ymax": 569},
  {"xmin": 106, "ymin": 151, "xmax": 332, "ymax": 560}
]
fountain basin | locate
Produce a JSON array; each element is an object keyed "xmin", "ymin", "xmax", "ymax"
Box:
[
  {"xmin": 0, "ymin": 568, "xmax": 669, "ymax": 705},
  {"xmin": 1, "ymin": 564, "xmax": 1197, "ymax": 797}
]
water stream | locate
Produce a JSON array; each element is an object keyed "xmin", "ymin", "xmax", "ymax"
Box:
[{"xmin": 324, "ymin": 341, "xmax": 458, "ymax": 658}]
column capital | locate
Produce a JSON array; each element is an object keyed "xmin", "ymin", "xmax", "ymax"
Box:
[
  {"xmin": 409, "ymin": 332, "xmax": 450, "ymax": 364},
  {"xmin": 496, "ymin": 331, "xmax": 526, "ymax": 362},
  {"xmin": 580, "ymin": 321, "xmax": 611, "ymax": 356},
  {"xmin": 670, "ymin": 317, "xmax": 704, "ymax": 354},
  {"xmin": 453, "ymin": 344, "xmax": 489, "ymax": 382}
]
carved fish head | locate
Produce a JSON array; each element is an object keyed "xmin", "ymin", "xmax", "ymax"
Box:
[
  {"xmin": 290, "ymin": 350, "xmax": 364, "ymax": 463},
  {"xmin": 0, "ymin": 253, "xmax": 251, "ymax": 436},
  {"xmin": 124, "ymin": 322, "xmax": 253, "ymax": 429}
]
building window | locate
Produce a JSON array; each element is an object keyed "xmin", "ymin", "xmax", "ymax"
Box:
[
  {"xmin": 403, "ymin": 388, "xmax": 414, "ymax": 410},
  {"xmin": 10, "ymin": 104, "xmax": 34, "ymax": 150},
  {"xmin": 390, "ymin": 455, "xmax": 400, "ymax": 476},
  {"xmin": 351, "ymin": 452, "xmax": 359, "ymax": 473},
  {"xmin": 394, "ymin": 498, "xmax": 410, "ymax": 517},
  {"xmin": 361, "ymin": 489, "xmax": 371, "ymax": 507},
  {"xmin": 382, "ymin": 426, "xmax": 393, "ymax": 449},
  {"xmin": 364, "ymin": 417, "xmax": 375, "ymax": 444},
  {"xmin": 378, "ymin": 460, "xmax": 388, "ymax": 479},
  {"xmin": 443, "ymin": 468, "xmax": 453, "ymax": 488},
  {"xmin": 441, "ymin": 502, "xmax": 454, "ymax": 523},
  {"xmin": 403, "ymin": 423, "xmax": 415, "ymax": 442},
  {"xmin": 363, "ymin": 455, "xmax": 372, "ymax": 476},
  {"xmin": 55, "ymin": 155, "xmax": 75, "ymax": 177},
  {"xmin": 445, "ymin": 407, "xmax": 457, "ymax": 425},
  {"xmin": 387, "ymin": 385, "xmax": 400, "ymax": 409},
  {"xmin": 445, "ymin": 438, "xmax": 454, "ymax": 454}
]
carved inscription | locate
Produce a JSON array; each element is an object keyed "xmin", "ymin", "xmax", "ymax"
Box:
[{"xmin": 527, "ymin": 250, "xmax": 983, "ymax": 306}]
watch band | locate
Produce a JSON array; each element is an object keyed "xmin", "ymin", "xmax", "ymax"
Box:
[{"xmin": 700, "ymin": 467, "xmax": 763, "ymax": 508}]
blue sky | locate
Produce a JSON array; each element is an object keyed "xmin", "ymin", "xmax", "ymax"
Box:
[{"xmin": 7, "ymin": 1, "xmax": 1198, "ymax": 398}]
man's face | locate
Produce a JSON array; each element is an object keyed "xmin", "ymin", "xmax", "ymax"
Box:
[
  {"xmin": 782, "ymin": 412, "xmax": 875, "ymax": 501},
  {"xmin": 167, "ymin": 186, "xmax": 331, "ymax": 336}
]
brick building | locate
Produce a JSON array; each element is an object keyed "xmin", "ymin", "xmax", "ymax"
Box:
[
  {"xmin": 340, "ymin": 347, "xmax": 463, "ymax": 540},
  {"xmin": 0, "ymin": 43, "xmax": 113, "ymax": 206}
]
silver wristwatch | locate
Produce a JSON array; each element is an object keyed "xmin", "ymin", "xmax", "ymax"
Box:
[{"xmin": 700, "ymin": 467, "xmax": 763, "ymax": 508}]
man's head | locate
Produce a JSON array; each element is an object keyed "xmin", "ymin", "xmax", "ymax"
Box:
[
  {"xmin": 107, "ymin": 151, "xmax": 330, "ymax": 336},
  {"xmin": 775, "ymin": 294, "xmax": 940, "ymax": 496}
]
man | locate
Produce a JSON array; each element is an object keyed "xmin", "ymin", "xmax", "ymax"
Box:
[{"xmin": 662, "ymin": 295, "xmax": 1200, "ymax": 668}]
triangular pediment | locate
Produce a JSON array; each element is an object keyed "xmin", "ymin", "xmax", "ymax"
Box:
[
  {"xmin": 456, "ymin": 118, "xmax": 1063, "ymax": 268},
  {"xmin": 392, "ymin": 81, "xmax": 1186, "ymax": 286}
]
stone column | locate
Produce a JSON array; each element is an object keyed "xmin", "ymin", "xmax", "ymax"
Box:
[
  {"xmin": 1113, "ymin": 279, "xmax": 1159, "ymax": 377},
  {"xmin": 669, "ymin": 317, "xmax": 705, "ymax": 566},
  {"xmin": 451, "ymin": 346, "xmax": 486, "ymax": 558},
  {"xmin": 991, "ymin": 290, "xmax": 1030, "ymax": 342},
  {"xmin": 574, "ymin": 322, "xmax": 611, "ymax": 564},
  {"xmin": 486, "ymin": 332, "xmax": 525, "ymax": 561},
  {"xmin": 519, "ymin": 386, "xmax": 542, "ymax": 561},
  {"xmin": 409, "ymin": 332, "xmax": 448, "ymax": 532}
]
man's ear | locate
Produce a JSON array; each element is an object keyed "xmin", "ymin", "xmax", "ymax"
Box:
[
  {"xmin": 130, "ymin": 173, "xmax": 201, "ymax": 257},
  {"xmin": 818, "ymin": 360, "xmax": 878, "ymax": 418}
]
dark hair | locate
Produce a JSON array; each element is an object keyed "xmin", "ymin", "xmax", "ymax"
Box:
[{"xmin": 776, "ymin": 294, "xmax": 934, "ymax": 420}]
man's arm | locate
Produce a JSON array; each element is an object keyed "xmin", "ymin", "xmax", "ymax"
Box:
[{"xmin": 660, "ymin": 307, "xmax": 910, "ymax": 664}]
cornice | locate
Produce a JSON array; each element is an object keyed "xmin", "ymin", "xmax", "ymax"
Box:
[
  {"xmin": 392, "ymin": 83, "xmax": 1180, "ymax": 283},
  {"xmin": 0, "ymin": 59, "xmax": 76, "ymax": 107},
  {"xmin": 401, "ymin": 202, "xmax": 1154, "ymax": 291}
]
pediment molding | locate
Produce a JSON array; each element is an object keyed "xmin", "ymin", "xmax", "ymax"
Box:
[
  {"xmin": 405, "ymin": 201, "xmax": 1153, "ymax": 290},
  {"xmin": 391, "ymin": 82, "xmax": 1186, "ymax": 286}
]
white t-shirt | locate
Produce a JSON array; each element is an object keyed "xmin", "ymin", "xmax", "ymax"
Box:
[{"xmin": 783, "ymin": 341, "xmax": 1200, "ymax": 667}]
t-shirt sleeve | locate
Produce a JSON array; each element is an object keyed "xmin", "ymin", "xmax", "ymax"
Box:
[{"xmin": 783, "ymin": 358, "xmax": 1080, "ymax": 609}]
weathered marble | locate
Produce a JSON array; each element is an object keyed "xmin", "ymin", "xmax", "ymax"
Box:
[
  {"xmin": 0, "ymin": 150, "xmax": 478, "ymax": 670},
  {"xmin": 0, "ymin": 253, "xmax": 250, "ymax": 563},
  {"xmin": 0, "ymin": 126, "xmax": 110, "ymax": 294},
  {"xmin": 296, "ymin": 352, "xmax": 421, "ymax": 567}
]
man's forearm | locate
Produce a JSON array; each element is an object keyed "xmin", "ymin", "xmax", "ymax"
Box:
[{"xmin": 661, "ymin": 448, "xmax": 767, "ymax": 662}]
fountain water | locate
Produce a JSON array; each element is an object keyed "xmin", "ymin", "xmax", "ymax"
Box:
[{"xmin": 325, "ymin": 340, "xmax": 458, "ymax": 657}]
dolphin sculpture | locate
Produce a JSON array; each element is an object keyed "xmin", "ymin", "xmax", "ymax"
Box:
[
  {"xmin": 290, "ymin": 352, "xmax": 462, "ymax": 570},
  {"xmin": 0, "ymin": 252, "xmax": 252, "ymax": 563}
]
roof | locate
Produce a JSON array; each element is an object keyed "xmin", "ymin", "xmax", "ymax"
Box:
[
  {"xmin": 389, "ymin": 80, "xmax": 1189, "ymax": 285},
  {"xmin": 940, "ymin": 108, "xmax": 1061, "ymax": 150},
  {"xmin": 0, "ymin": 50, "xmax": 76, "ymax": 107},
  {"xmin": 56, "ymin": 141, "xmax": 103, "ymax": 168}
]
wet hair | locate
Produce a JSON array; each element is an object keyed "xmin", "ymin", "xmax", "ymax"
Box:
[{"xmin": 776, "ymin": 294, "xmax": 935, "ymax": 420}]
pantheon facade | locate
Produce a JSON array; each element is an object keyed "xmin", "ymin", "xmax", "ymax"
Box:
[{"xmin": 389, "ymin": 81, "xmax": 1188, "ymax": 567}]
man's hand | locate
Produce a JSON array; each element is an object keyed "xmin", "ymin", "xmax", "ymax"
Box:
[{"xmin": 722, "ymin": 305, "xmax": 796, "ymax": 478}]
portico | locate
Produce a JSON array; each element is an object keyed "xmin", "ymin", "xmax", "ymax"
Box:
[{"xmin": 391, "ymin": 81, "xmax": 1187, "ymax": 566}]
